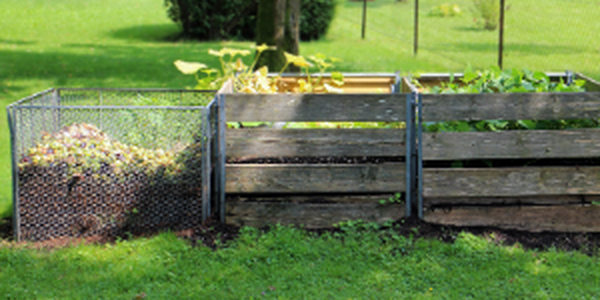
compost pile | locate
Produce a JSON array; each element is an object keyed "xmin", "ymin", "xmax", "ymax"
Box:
[
  {"xmin": 17, "ymin": 123, "xmax": 205, "ymax": 241},
  {"xmin": 19, "ymin": 123, "xmax": 183, "ymax": 180}
]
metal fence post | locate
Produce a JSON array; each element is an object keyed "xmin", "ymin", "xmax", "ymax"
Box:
[
  {"xmin": 202, "ymin": 107, "xmax": 212, "ymax": 223},
  {"xmin": 217, "ymin": 94, "xmax": 226, "ymax": 223},
  {"xmin": 7, "ymin": 105, "xmax": 20, "ymax": 241}
]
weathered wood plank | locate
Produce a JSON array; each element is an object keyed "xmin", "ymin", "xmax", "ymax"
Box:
[
  {"xmin": 225, "ymin": 94, "xmax": 406, "ymax": 122},
  {"xmin": 577, "ymin": 72, "xmax": 600, "ymax": 92},
  {"xmin": 425, "ymin": 205, "xmax": 600, "ymax": 232},
  {"xmin": 423, "ymin": 129, "xmax": 600, "ymax": 160},
  {"xmin": 226, "ymin": 163, "xmax": 406, "ymax": 194},
  {"xmin": 217, "ymin": 79, "xmax": 234, "ymax": 94},
  {"xmin": 226, "ymin": 128, "xmax": 406, "ymax": 159},
  {"xmin": 226, "ymin": 201, "xmax": 405, "ymax": 228},
  {"xmin": 425, "ymin": 195, "xmax": 600, "ymax": 206},
  {"xmin": 229, "ymin": 194, "xmax": 398, "ymax": 204},
  {"xmin": 423, "ymin": 166, "xmax": 600, "ymax": 197},
  {"xmin": 422, "ymin": 92, "xmax": 600, "ymax": 122}
]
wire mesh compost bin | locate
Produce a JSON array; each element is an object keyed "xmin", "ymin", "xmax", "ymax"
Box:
[{"xmin": 7, "ymin": 88, "xmax": 226, "ymax": 241}]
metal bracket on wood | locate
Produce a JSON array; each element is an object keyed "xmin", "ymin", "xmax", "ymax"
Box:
[
  {"xmin": 405, "ymin": 93, "xmax": 417, "ymax": 217},
  {"xmin": 405, "ymin": 90, "xmax": 423, "ymax": 219},
  {"xmin": 416, "ymin": 93, "xmax": 424, "ymax": 219}
]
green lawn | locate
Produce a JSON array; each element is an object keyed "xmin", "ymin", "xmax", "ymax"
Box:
[
  {"xmin": 1, "ymin": 226, "xmax": 599, "ymax": 299},
  {"xmin": 1, "ymin": 0, "xmax": 598, "ymax": 216},
  {"xmin": 0, "ymin": 1, "xmax": 599, "ymax": 296}
]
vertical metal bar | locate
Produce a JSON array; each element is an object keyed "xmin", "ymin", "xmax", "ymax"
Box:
[
  {"xmin": 414, "ymin": 0, "xmax": 419, "ymax": 55},
  {"xmin": 361, "ymin": 0, "xmax": 367, "ymax": 39},
  {"xmin": 393, "ymin": 72, "xmax": 401, "ymax": 94},
  {"xmin": 201, "ymin": 108, "xmax": 211, "ymax": 222},
  {"xmin": 405, "ymin": 94, "xmax": 413, "ymax": 217},
  {"xmin": 498, "ymin": 0, "xmax": 505, "ymax": 69},
  {"xmin": 417, "ymin": 93, "xmax": 424, "ymax": 219},
  {"xmin": 566, "ymin": 70, "xmax": 574, "ymax": 86},
  {"xmin": 99, "ymin": 90, "xmax": 104, "ymax": 130},
  {"xmin": 217, "ymin": 95, "xmax": 226, "ymax": 223},
  {"xmin": 54, "ymin": 89, "xmax": 61, "ymax": 133},
  {"xmin": 7, "ymin": 106, "xmax": 20, "ymax": 241}
]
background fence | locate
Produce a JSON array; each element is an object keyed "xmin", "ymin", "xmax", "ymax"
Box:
[
  {"xmin": 343, "ymin": 0, "xmax": 598, "ymax": 76},
  {"xmin": 7, "ymin": 88, "xmax": 224, "ymax": 241}
]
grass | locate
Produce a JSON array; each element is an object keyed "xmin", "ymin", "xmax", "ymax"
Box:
[
  {"xmin": 0, "ymin": 2, "xmax": 599, "ymax": 296},
  {"xmin": 0, "ymin": 0, "xmax": 598, "ymax": 216},
  {"xmin": 1, "ymin": 225, "xmax": 599, "ymax": 299}
]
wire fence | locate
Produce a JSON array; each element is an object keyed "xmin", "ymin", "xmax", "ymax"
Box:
[
  {"xmin": 7, "ymin": 88, "xmax": 224, "ymax": 241},
  {"xmin": 342, "ymin": 0, "xmax": 599, "ymax": 78}
]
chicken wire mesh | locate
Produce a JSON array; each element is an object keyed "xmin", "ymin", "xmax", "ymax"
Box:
[{"xmin": 6, "ymin": 88, "xmax": 224, "ymax": 241}]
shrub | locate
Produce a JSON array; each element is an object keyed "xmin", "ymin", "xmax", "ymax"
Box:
[
  {"xmin": 429, "ymin": 3, "xmax": 462, "ymax": 17},
  {"xmin": 164, "ymin": 0, "xmax": 257, "ymax": 40},
  {"xmin": 164, "ymin": 0, "xmax": 338, "ymax": 41},
  {"xmin": 300, "ymin": 0, "xmax": 339, "ymax": 41},
  {"xmin": 472, "ymin": 0, "xmax": 499, "ymax": 30}
]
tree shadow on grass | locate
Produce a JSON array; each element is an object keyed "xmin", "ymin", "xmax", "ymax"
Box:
[
  {"xmin": 0, "ymin": 42, "xmax": 227, "ymax": 93},
  {"xmin": 0, "ymin": 39, "xmax": 36, "ymax": 46},
  {"xmin": 107, "ymin": 24, "xmax": 183, "ymax": 42}
]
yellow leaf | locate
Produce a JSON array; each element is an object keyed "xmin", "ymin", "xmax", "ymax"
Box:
[
  {"xmin": 221, "ymin": 48, "xmax": 251, "ymax": 57},
  {"xmin": 256, "ymin": 66, "xmax": 269, "ymax": 77},
  {"xmin": 284, "ymin": 52, "xmax": 313, "ymax": 67},
  {"xmin": 255, "ymin": 43, "xmax": 276, "ymax": 53},
  {"xmin": 174, "ymin": 60, "xmax": 207, "ymax": 75},
  {"xmin": 208, "ymin": 49, "xmax": 224, "ymax": 57},
  {"xmin": 234, "ymin": 58, "xmax": 246, "ymax": 72},
  {"xmin": 324, "ymin": 83, "xmax": 344, "ymax": 94}
]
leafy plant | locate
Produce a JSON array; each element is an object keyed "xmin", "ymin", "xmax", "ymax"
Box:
[
  {"xmin": 174, "ymin": 45, "xmax": 345, "ymax": 94},
  {"xmin": 379, "ymin": 192, "xmax": 403, "ymax": 205},
  {"xmin": 429, "ymin": 3, "xmax": 462, "ymax": 17},
  {"xmin": 415, "ymin": 67, "xmax": 594, "ymax": 133},
  {"xmin": 472, "ymin": 0, "xmax": 499, "ymax": 30}
]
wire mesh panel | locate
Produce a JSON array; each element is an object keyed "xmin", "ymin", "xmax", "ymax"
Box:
[{"xmin": 7, "ymin": 88, "xmax": 221, "ymax": 241}]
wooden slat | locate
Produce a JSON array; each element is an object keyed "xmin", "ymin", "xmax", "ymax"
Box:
[
  {"xmin": 423, "ymin": 129, "xmax": 600, "ymax": 160},
  {"xmin": 425, "ymin": 205, "xmax": 600, "ymax": 232},
  {"xmin": 577, "ymin": 73, "xmax": 600, "ymax": 92},
  {"xmin": 225, "ymin": 94, "xmax": 406, "ymax": 122},
  {"xmin": 226, "ymin": 201, "xmax": 405, "ymax": 228},
  {"xmin": 425, "ymin": 195, "xmax": 600, "ymax": 206},
  {"xmin": 422, "ymin": 92, "xmax": 600, "ymax": 122},
  {"xmin": 229, "ymin": 194, "xmax": 398, "ymax": 204},
  {"xmin": 226, "ymin": 128, "xmax": 406, "ymax": 159},
  {"xmin": 423, "ymin": 166, "xmax": 600, "ymax": 197},
  {"xmin": 225, "ymin": 163, "xmax": 405, "ymax": 194}
]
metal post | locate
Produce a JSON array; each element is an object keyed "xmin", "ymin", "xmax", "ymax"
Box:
[
  {"xmin": 201, "ymin": 108, "xmax": 211, "ymax": 222},
  {"xmin": 218, "ymin": 95, "xmax": 226, "ymax": 223},
  {"xmin": 405, "ymin": 94, "xmax": 414, "ymax": 217},
  {"xmin": 414, "ymin": 0, "xmax": 419, "ymax": 55},
  {"xmin": 498, "ymin": 0, "xmax": 505, "ymax": 69},
  {"xmin": 362, "ymin": 0, "xmax": 367, "ymax": 39},
  {"xmin": 417, "ymin": 93, "xmax": 423, "ymax": 219},
  {"xmin": 7, "ymin": 106, "xmax": 20, "ymax": 241}
]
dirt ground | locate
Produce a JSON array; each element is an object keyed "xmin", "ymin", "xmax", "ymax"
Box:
[{"xmin": 1, "ymin": 216, "xmax": 599, "ymax": 255}]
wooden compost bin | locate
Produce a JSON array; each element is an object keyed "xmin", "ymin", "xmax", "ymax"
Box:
[
  {"xmin": 407, "ymin": 73, "xmax": 600, "ymax": 232},
  {"xmin": 220, "ymin": 74, "xmax": 407, "ymax": 228}
]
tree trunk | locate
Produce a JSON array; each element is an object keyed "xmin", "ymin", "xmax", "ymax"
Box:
[{"xmin": 255, "ymin": 0, "xmax": 300, "ymax": 72}]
